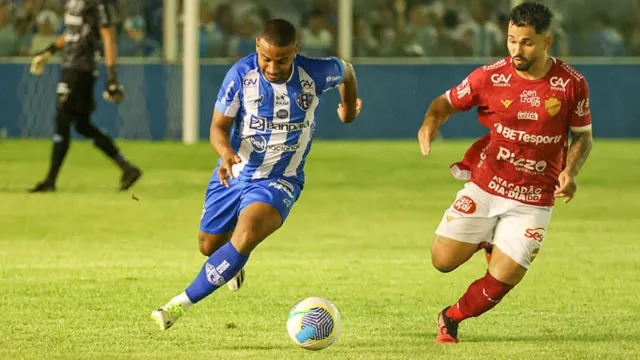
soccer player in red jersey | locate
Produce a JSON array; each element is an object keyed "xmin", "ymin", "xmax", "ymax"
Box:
[{"xmin": 417, "ymin": 2, "xmax": 593, "ymax": 343}]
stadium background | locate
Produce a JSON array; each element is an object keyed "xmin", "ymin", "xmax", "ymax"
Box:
[{"xmin": 1, "ymin": 0, "xmax": 639, "ymax": 140}]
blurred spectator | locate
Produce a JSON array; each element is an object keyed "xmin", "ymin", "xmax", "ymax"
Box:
[
  {"xmin": 353, "ymin": 16, "xmax": 378, "ymax": 57},
  {"xmin": 0, "ymin": 1, "xmax": 20, "ymax": 56},
  {"xmin": 118, "ymin": 15, "xmax": 162, "ymax": 57},
  {"xmin": 207, "ymin": 3, "xmax": 235, "ymax": 57},
  {"xmin": 228, "ymin": 12, "xmax": 262, "ymax": 59},
  {"xmin": 432, "ymin": 8, "xmax": 473, "ymax": 56},
  {"xmin": 300, "ymin": 9, "xmax": 333, "ymax": 57},
  {"xmin": 23, "ymin": 9, "xmax": 59, "ymax": 56},
  {"xmin": 2, "ymin": 0, "xmax": 637, "ymax": 59},
  {"xmin": 622, "ymin": 22, "xmax": 640, "ymax": 56},
  {"xmin": 368, "ymin": 0, "xmax": 400, "ymax": 56},
  {"xmin": 467, "ymin": 0, "xmax": 503, "ymax": 57},
  {"xmin": 590, "ymin": 12, "xmax": 627, "ymax": 56}
]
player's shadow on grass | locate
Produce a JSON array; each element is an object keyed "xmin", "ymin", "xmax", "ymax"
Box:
[
  {"xmin": 216, "ymin": 344, "xmax": 290, "ymax": 351},
  {"xmin": 465, "ymin": 334, "xmax": 639, "ymax": 343}
]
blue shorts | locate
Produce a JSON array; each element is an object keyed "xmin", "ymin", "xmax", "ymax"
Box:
[{"xmin": 199, "ymin": 176, "xmax": 303, "ymax": 235}]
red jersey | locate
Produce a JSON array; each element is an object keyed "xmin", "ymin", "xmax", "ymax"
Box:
[{"xmin": 446, "ymin": 57, "xmax": 592, "ymax": 206}]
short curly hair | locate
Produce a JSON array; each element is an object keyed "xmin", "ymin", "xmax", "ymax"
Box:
[{"xmin": 509, "ymin": 1, "xmax": 554, "ymax": 34}]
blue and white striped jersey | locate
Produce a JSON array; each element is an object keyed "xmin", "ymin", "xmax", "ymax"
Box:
[{"xmin": 213, "ymin": 53, "xmax": 345, "ymax": 185}]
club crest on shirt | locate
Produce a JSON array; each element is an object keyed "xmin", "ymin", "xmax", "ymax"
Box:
[
  {"xmin": 296, "ymin": 92, "xmax": 314, "ymax": 111},
  {"xmin": 545, "ymin": 97, "xmax": 561, "ymax": 116}
]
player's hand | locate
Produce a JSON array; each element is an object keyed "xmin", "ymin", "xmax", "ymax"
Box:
[
  {"xmin": 554, "ymin": 170, "xmax": 577, "ymax": 203},
  {"xmin": 103, "ymin": 81, "xmax": 125, "ymax": 103},
  {"xmin": 103, "ymin": 66, "xmax": 125, "ymax": 104},
  {"xmin": 218, "ymin": 152, "xmax": 242, "ymax": 188},
  {"xmin": 30, "ymin": 51, "xmax": 52, "ymax": 76},
  {"xmin": 337, "ymin": 98, "xmax": 362, "ymax": 122},
  {"xmin": 418, "ymin": 125, "xmax": 438, "ymax": 156}
]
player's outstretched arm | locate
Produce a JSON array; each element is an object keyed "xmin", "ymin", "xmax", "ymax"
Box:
[
  {"xmin": 336, "ymin": 59, "xmax": 361, "ymax": 123},
  {"xmin": 554, "ymin": 129, "xmax": 593, "ymax": 203},
  {"xmin": 210, "ymin": 109, "xmax": 241, "ymax": 188},
  {"xmin": 29, "ymin": 34, "xmax": 65, "ymax": 76},
  {"xmin": 418, "ymin": 94, "xmax": 460, "ymax": 156}
]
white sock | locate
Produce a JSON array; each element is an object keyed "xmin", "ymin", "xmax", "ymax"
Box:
[{"xmin": 171, "ymin": 292, "xmax": 193, "ymax": 311}]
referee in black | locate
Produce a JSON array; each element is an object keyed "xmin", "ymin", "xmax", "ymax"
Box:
[{"xmin": 29, "ymin": 0, "xmax": 141, "ymax": 193}]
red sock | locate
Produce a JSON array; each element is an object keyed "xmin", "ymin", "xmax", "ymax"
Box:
[{"xmin": 445, "ymin": 271, "xmax": 514, "ymax": 323}]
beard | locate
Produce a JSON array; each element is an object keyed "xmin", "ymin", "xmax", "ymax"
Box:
[{"xmin": 512, "ymin": 56, "xmax": 533, "ymax": 71}]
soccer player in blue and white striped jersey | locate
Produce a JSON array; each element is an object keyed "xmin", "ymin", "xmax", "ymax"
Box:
[{"xmin": 151, "ymin": 19, "xmax": 361, "ymax": 330}]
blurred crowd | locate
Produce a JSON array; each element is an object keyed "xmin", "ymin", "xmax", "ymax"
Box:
[{"xmin": 1, "ymin": 0, "xmax": 639, "ymax": 59}]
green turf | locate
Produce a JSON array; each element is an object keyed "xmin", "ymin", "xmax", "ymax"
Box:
[{"xmin": 1, "ymin": 139, "xmax": 639, "ymax": 359}]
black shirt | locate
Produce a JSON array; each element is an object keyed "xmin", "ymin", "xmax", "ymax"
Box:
[{"xmin": 61, "ymin": 0, "xmax": 118, "ymax": 72}]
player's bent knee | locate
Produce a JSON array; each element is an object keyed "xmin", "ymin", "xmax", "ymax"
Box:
[
  {"xmin": 431, "ymin": 254, "xmax": 458, "ymax": 273},
  {"xmin": 198, "ymin": 232, "xmax": 231, "ymax": 256},
  {"xmin": 430, "ymin": 235, "xmax": 478, "ymax": 273},
  {"xmin": 231, "ymin": 202, "xmax": 283, "ymax": 254}
]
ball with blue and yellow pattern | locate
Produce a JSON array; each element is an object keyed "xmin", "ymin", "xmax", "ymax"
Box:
[{"xmin": 286, "ymin": 297, "xmax": 341, "ymax": 350}]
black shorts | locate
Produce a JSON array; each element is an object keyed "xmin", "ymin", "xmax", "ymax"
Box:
[{"xmin": 56, "ymin": 69, "xmax": 96, "ymax": 116}]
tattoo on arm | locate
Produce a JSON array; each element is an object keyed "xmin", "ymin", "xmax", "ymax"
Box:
[{"xmin": 565, "ymin": 131, "xmax": 592, "ymax": 176}]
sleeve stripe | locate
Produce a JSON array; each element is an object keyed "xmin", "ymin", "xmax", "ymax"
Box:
[{"xmin": 570, "ymin": 124, "xmax": 592, "ymax": 132}]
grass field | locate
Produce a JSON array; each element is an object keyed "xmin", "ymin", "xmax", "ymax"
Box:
[{"xmin": 1, "ymin": 139, "xmax": 639, "ymax": 359}]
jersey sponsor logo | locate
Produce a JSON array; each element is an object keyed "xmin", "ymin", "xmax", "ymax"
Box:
[
  {"xmin": 490, "ymin": 74, "xmax": 512, "ymax": 87},
  {"xmin": 561, "ymin": 63, "xmax": 584, "ymax": 81},
  {"xmin": 477, "ymin": 144, "xmax": 489, "ymax": 168},
  {"xmin": 64, "ymin": 31, "xmax": 85, "ymax": 43},
  {"xmin": 496, "ymin": 147, "xmax": 547, "ymax": 175},
  {"xmin": 545, "ymin": 97, "xmax": 562, "ymax": 116},
  {"xmin": 221, "ymin": 81, "xmax": 235, "ymax": 104},
  {"xmin": 456, "ymin": 77, "xmax": 471, "ymax": 99},
  {"xmin": 574, "ymin": 98, "xmax": 590, "ymax": 117},
  {"xmin": 276, "ymin": 109, "xmax": 289, "ymax": 119},
  {"xmin": 296, "ymin": 92, "xmax": 314, "ymax": 111},
  {"xmin": 483, "ymin": 58, "xmax": 507, "ymax": 71},
  {"xmin": 250, "ymin": 135, "xmax": 267, "ymax": 152},
  {"xmin": 268, "ymin": 143, "xmax": 300, "ymax": 152},
  {"xmin": 453, "ymin": 196, "xmax": 476, "ymax": 214},
  {"xmin": 275, "ymin": 93, "xmax": 289, "ymax": 106},
  {"xmin": 249, "ymin": 115, "xmax": 310, "ymax": 132},
  {"xmin": 524, "ymin": 227, "xmax": 546, "ymax": 243},
  {"xmin": 550, "ymin": 76, "xmax": 570, "ymax": 91},
  {"xmin": 517, "ymin": 111, "xmax": 539, "ymax": 121},
  {"xmin": 501, "ymin": 100, "xmax": 513, "ymax": 108},
  {"xmin": 243, "ymin": 78, "xmax": 258, "ymax": 86},
  {"xmin": 300, "ymin": 79, "xmax": 314, "ymax": 88},
  {"xmin": 64, "ymin": 14, "xmax": 83, "ymax": 26},
  {"xmin": 268, "ymin": 179, "xmax": 296, "ymax": 199},
  {"xmin": 249, "ymin": 115, "xmax": 267, "ymax": 131},
  {"xmin": 520, "ymin": 90, "xmax": 540, "ymax": 107},
  {"xmin": 326, "ymin": 75, "xmax": 342, "ymax": 83},
  {"xmin": 488, "ymin": 175, "xmax": 543, "ymax": 202},
  {"xmin": 249, "ymin": 135, "xmax": 301, "ymax": 153},
  {"xmin": 494, "ymin": 124, "xmax": 562, "ymax": 145}
]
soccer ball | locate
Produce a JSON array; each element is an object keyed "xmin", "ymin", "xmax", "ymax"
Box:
[{"xmin": 286, "ymin": 297, "xmax": 341, "ymax": 350}]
